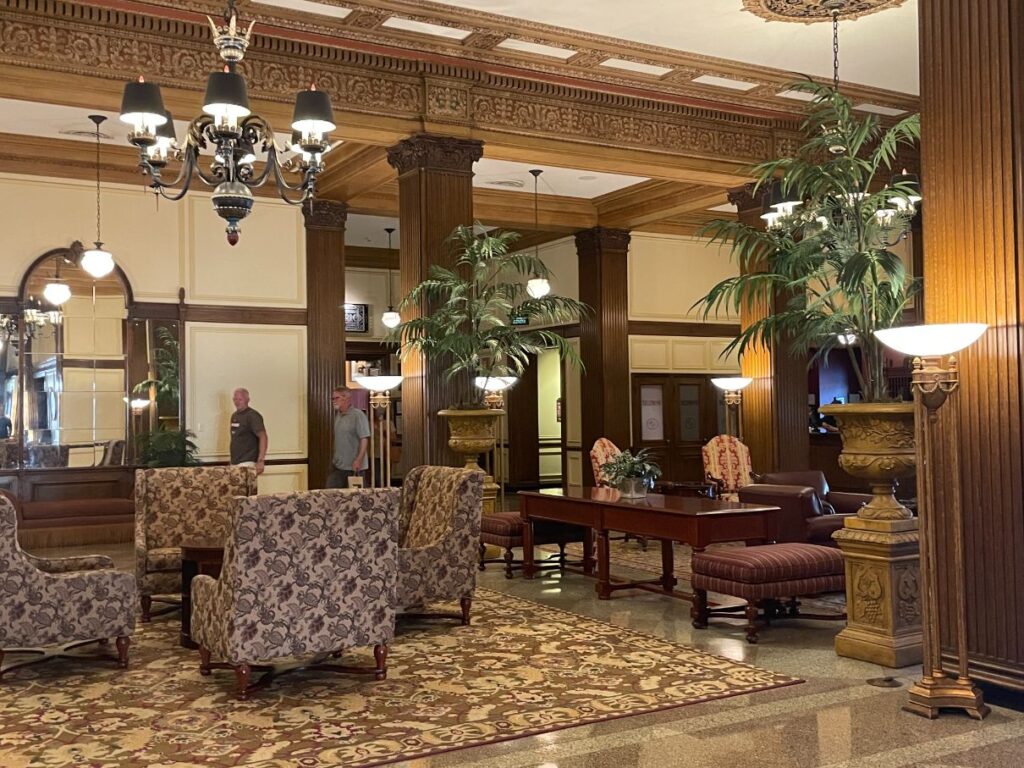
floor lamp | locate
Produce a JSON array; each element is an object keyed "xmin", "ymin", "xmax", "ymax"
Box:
[
  {"xmin": 710, "ymin": 377, "xmax": 752, "ymax": 440},
  {"xmin": 475, "ymin": 375, "xmax": 517, "ymax": 510},
  {"xmin": 353, "ymin": 375, "xmax": 403, "ymax": 488},
  {"xmin": 875, "ymin": 323, "xmax": 989, "ymax": 720}
]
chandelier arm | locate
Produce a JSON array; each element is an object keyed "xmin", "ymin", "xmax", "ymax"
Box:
[
  {"xmin": 144, "ymin": 150, "xmax": 199, "ymax": 202},
  {"xmin": 264, "ymin": 150, "xmax": 315, "ymax": 194}
]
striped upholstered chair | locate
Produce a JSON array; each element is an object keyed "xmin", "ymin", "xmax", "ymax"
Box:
[{"xmin": 701, "ymin": 435, "xmax": 754, "ymax": 502}]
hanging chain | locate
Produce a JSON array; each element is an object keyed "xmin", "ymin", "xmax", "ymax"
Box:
[
  {"xmin": 533, "ymin": 173, "xmax": 539, "ymax": 231},
  {"xmin": 95, "ymin": 122, "xmax": 102, "ymax": 243},
  {"xmin": 224, "ymin": 0, "xmax": 237, "ymax": 23},
  {"xmin": 832, "ymin": 10, "xmax": 840, "ymax": 92}
]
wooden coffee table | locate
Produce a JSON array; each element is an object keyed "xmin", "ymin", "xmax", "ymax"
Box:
[
  {"xmin": 180, "ymin": 539, "xmax": 225, "ymax": 649},
  {"xmin": 519, "ymin": 488, "xmax": 779, "ymax": 601}
]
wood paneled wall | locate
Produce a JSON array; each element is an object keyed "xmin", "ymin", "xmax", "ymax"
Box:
[
  {"xmin": 387, "ymin": 135, "xmax": 484, "ymax": 468},
  {"xmin": 576, "ymin": 227, "xmax": 632, "ymax": 484},
  {"xmin": 920, "ymin": 0, "xmax": 1024, "ymax": 690},
  {"xmin": 730, "ymin": 186, "xmax": 809, "ymax": 473},
  {"xmin": 303, "ymin": 200, "xmax": 348, "ymax": 490}
]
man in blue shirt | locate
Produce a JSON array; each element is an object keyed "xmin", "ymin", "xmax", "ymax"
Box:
[{"xmin": 326, "ymin": 386, "xmax": 370, "ymax": 488}]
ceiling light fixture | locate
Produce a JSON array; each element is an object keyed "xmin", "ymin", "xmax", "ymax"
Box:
[
  {"xmin": 79, "ymin": 115, "xmax": 116, "ymax": 279},
  {"xmin": 118, "ymin": 0, "xmax": 334, "ymax": 245},
  {"xmin": 43, "ymin": 255, "xmax": 71, "ymax": 307},
  {"xmin": 526, "ymin": 169, "xmax": 551, "ymax": 300},
  {"xmin": 380, "ymin": 227, "xmax": 401, "ymax": 329}
]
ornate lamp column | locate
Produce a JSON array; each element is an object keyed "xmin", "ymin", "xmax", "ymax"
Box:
[
  {"xmin": 711, "ymin": 377, "xmax": 752, "ymax": 440},
  {"xmin": 876, "ymin": 323, "xmax": 989, "ymax": 720}
]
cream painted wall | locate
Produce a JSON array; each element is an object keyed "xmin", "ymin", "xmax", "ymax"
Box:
[
  {"xmin": 257, "ymin": 463, "xmax": 309, "ymax": 494},
  {"xmin": 0, "ymin": 173, "xmax": 305, "ymax": 307},
  {"xmin": 186, "ymin": 322, "xmax": 308, "ymax": 464},
  {"xmin": 344, "ymin": 267, "xmax": 401, "ymax": 341},
  {"xmin": 629, "ymin": 335, "xmax": 741, "ymax": 374},
  {"xmin": 627, "ymin": 233, "xmax": 738, "ymax": 324}
]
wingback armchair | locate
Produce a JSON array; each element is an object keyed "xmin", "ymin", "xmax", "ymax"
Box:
[
  {"xmin": 191, "ymin": 488, "xmax": 399, "ymax": 700},
  {"xmin": 396, "ymin": 465, "xmax": 484, "ymax": 624},
  {"xmin": 702, "ymin": 435, "xmax": 754, "ymax": 501},
  {"xmin": 738, "ymin": 470, "xmax": 871, "ymax": 545},
  {"xmin": 1, "ymin": 495, "xmax": 135, "ymax": 677},
  {"xmin": 135, "ymin": 465, "xmax": 257, "ymax": 620},
  {"xmin": 589, "ymin": 438, "xmax": 621, "ymax": 487}
]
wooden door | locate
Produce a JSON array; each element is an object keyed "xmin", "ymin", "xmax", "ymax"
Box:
[{"xmin": 632, "ymin": 374, "xmax": 723, "ymax": 482}]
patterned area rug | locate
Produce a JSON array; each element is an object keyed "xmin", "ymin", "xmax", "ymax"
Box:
[{"xmin": 0, "ymin": 590, "xmax": 800, "ymax": 768}]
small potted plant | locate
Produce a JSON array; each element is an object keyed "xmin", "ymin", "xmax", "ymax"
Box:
[{"xmin": 601, "ymin": 449, "xmax": 662, "ymax": 499}]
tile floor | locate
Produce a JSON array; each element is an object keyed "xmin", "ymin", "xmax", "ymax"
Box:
[{"xmin": 23, "ymin": 542, "xmax": 1024, "ymax": 767}]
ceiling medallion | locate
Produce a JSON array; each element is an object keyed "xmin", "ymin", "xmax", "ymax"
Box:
[{"xmin": 741, "ymin": 0, "xmax": 909, "ymax": 23}]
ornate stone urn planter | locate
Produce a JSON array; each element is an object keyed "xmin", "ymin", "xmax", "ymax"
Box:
[
  {"xmin": 439, "ymin": 408, "xmax": 503, "ymax": 514},
  {"xmin": 820, "ymin": 402, "xmax": 922, "ymax": 668}
]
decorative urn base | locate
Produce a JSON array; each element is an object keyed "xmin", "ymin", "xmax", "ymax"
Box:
[
  {"xmin": 439, "ymin": 408, "xmax": 503, "ymax": 515},
  {"xmin": 820, "ymin": 402, "xmax": 922, "ymax": 668}
]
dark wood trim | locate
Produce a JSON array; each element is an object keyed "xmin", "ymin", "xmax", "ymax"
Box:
[
  {"xmin": 184, "ymin": 305, "xmax": 308, "ymax": 326},
  {"xmin": 61, "ymin": 358, "xmax": 124, "ymax": 369},
  {"xmin": 0, "ymin": 296, "xmax": 19, "ymax": 313},
  {"xmin": 130, "ymin": 301, "xmax": 179, "ymax": 320},
  {"xmin": 544, "ymin": 323, "xmax": 581, "ymax": 339},
  {"xmin": 347, "ymin": 246, "xmax": 399, "ymax": 270},
  {"xmin": 346, "ymin": 341, "xmax": 397, "ymax": 359},
  {"xmin": 628, "ymin": 321, "xmax": 741, "ymax": 337},
  {"xmin": 18, "ymin": 244, "xmax": 135, "ymax": 305},
  {"xmin": 506, "ymin": 355, "xmax": 540, "ymax": 487}
]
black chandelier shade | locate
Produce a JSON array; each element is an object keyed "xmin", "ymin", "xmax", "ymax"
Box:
[
  {"xmin": 292, "ymin": 87, "xmax": 336, "ymax": 136},
  {"xmin": 155, "ymin": 111, "xmax": 176, "ymax": 142},
  {"xmin": 890, "ymin": 170, "xmax": 921, "ymax": 198},
  {"xmin": 119, "ymin": 79, "xmax": 167, "ymax": 134},
  {"xmin": 202, "ymin": 70, "xmax": 251, "ymax": 119}
]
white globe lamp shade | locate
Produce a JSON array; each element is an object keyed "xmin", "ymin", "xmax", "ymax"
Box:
[
  {"xmin": 474, "ymin": 375, "xmax": 518, "ymax": 392},
  {"xmin": 526, "ymin": 277, "xmax": 550, "ymax": 299},
  {"xmin": 353, "ymin": 375, "xmax": 403, "ymax": 393},
  {"xmin": 381, "ymin": 309, "xmax": 402, "ymax": 329},
  {"xmin": 711, "ymin": 377, "xmax": 753, "ymax": 392},
  {"xmin": 80, "ymin": 246, "xmax": 115, "ymax": 278},
  {"xmin": 874, "ymin": 324, "xmax": 988, "ymax": 357},
  {"xmin": 43, "ymin": 281, "xmax": 72, "ymax": 306}
]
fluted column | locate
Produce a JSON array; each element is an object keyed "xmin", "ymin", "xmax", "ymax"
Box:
[
  {"xmin": 387, "ymin": 134, "xmax": 484, "ymax": 468},
  {"xmin": 576, "ymin": 227, "xmax": 631, "ymax": 485},
  {"xmin": 303, "ymin": 199, "xmax": 348, "ymax": 489}
]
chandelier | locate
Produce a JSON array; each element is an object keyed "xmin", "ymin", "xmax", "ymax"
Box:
[{"xmin": 117, "ymin": 0, "xmax": 335, "ymax": 245}]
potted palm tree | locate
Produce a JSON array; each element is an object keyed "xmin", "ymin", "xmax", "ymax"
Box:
[
  {"xmin": 390, "ymin": 224, "xmax": 587, "ymax": 468},
  {"xmin": 696, "ymin": 81, "xmax": 921, "ymax": 520}
]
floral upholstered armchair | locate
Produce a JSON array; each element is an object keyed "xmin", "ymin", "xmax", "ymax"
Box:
[
  {"xmin": 134, "ymin": 466, "xmax": 257, "ymax": 620},
  {"xmin": 0, "ymin": 495, "xmax": 136, "ymax": 677},
  {"xmin": 702, "ymin": 435, "xmax": 755, "ymax": 502},
  {"xmin": 589, "ymin": 438, "xmax": 621, "ymax": 487},
  {"xmin": 191, "ymin": 488, "xmax": 400, "ymax": 700},
  {"xmin": 396, "ymin": 466, "xmax": 484, "ymax": 624}
]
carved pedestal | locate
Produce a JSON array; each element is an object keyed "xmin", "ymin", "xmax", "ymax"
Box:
[{"xmin": 833, "ymin": 518, "xmax": 922, "ymax": 668}]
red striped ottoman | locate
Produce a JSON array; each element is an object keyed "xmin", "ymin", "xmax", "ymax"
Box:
[
  {"xmin": 690, "ymin": 543, "xmax": 846, "ymax": 644},
  {"xmin": 478, "ymin": 512, "xmax": 592, "ymax": 578}
]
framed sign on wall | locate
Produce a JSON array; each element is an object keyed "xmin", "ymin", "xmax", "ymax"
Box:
[{"xmin": 344, "ymin": 303, "xmax": 369, "ymax": 333}]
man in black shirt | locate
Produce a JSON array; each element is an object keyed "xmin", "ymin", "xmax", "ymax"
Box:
[{"xmin": 229, "ymin": 388, "xmax": 267, "ymax": 475}]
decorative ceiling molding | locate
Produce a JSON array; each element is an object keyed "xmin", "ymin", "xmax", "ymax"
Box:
[
  {"xmin": 741, "ymin": 1, "xmax": 910, "ymax": 24},
  {"xmin": 61, "ymin": 0, "xmax": 917, "ymax": 117}
]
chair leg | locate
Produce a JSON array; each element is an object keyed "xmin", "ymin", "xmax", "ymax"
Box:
[
  {"xmin": 460, "ymin": 596, "xmax": 472, "ymax": 626},
  {"xmin": 691, "ymin": 589, "xmax": 709, "ymax": 629},
  {"xmin": 199, "ymin": 645, "xmax": 212, "ymax": 676},
  {"xmin": 235, "ymin": 663, "xmax": 252, "ymax": 700},
  {"xmin": 745, "ymin": 603, "xmax": 760, "ymax": 644},
  {"xmin": 373, "ymin": 643, "xmax": 388, "ymax": 681},
  {"xmin": 478, "ymin": 542, "xmax": 486, "ymax": 571},
  {"xmin": 115, "ymin": 636, "xmax": 130, "ymax": 669},
  {"xmin": 503, "ymin": 548, "xmax": 515, "ymax": 579},
  {"xmin": 140, "ymin": 595, "xmax": 152, "ymax": 623},
  {"xmin": 557, "ymin": 542, "xmax": 568, "ymax": 568}
]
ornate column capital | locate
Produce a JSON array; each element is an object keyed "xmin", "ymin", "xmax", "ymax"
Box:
[
  {"xmin": 574, "ymin": 227, "xmax": 631, "ymax": 256},
  {"xmin": 302, "ymin": 199, "xmax": 348, "ymax": 231},
  {"xmin": 727, "ymin": 183, "xmax": 760, "ymax": 213},
  {"xmin": 386, "ymin": 134, "xmax": 484, "ymax": 175}
]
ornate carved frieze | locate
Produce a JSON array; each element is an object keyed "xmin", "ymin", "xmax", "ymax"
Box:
[
  {"xmin": 741, "ymin": 0, "xmax": 909, "ymax": 23},
  {"xmin": 302, "ymin": 199, "xmax": 348, "ymax": 231},
  {"xmin": 426, "ymin": 81, "xmax": 471, "ymax": 121},
  {"xmin": 386, "ymin": 134, "xmax": 484, "ymax": 175},
  {"xmin": 575, "ymin": 227, "xmax": 632, "ymax": 255}
]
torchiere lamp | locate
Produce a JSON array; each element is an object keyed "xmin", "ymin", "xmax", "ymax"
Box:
[
  {"xmin": 353, "ymin": 375, "xmax": 403, "ymax": 488},
  {"xmin": 475, "ymin": 375, "xmax": 518, "ymax": 509},
  {"xmin": 710, "ymin": 377, "xmax": 753, "ymax": 440},
  {"xmin": 875, "ymin": 322, "xmax": 989, "ymax": 720}
]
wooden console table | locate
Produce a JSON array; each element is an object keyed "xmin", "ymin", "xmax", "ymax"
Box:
[{"xmin": 518, "ymin": 488, "xmax": 779, "ymax": 600}]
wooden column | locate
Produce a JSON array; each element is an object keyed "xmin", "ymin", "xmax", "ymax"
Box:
[
  {"xmin": 303, "ymin": 199, "xmax": 347, "ymax": 490},
  {"xmin": 387, "ymin": 134, "xmax": 484, "ymax": 468},
  {"xmin": 729, "ymin": 185, "xmax": 808, "ymax": 474},
  {"xmin": 920, "ymin": 0, "xmax": 1024, "ymax": 690},
  {"xmin": 576, "ymin": 227, "xmax": 631, "ymax": 485}
]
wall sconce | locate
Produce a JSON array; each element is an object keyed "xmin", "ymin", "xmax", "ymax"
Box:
[
  {"xmin": 711, "ymin": 377, "xmax": 753, "ymax": 440},
  {"xmin": 875, "ymin": 322, "xmax": 989, "ymax": 720},
  {"xmin": 353, "ymin": 375, "xmax": 402, "ymax": 488}
]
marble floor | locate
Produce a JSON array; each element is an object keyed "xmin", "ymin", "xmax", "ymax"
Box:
[{"xmin": 23, "ymin": 542, "xmax": 1024, "ymax": 767}]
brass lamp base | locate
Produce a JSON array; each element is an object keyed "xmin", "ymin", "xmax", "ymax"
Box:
[{"xmin": 904, "ymin": 674, "xmax": 990, "ymax": 720}]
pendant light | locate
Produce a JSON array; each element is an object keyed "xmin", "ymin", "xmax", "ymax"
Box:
[
  {"xmin": 80, "ymin": 115, "xmax": 117, "ymax": 279},
  {"xmin": 525, "ymin": 169, "xmax": 551, "ymax": 299},
  {"xmin": 380, "ymin": 227, "xmax": 401, "ymax": 329},
  {"xmin": 43, "ymin": 255, "xmax": 71, "ymax": 307}
]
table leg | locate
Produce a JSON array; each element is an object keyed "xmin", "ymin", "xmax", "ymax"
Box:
[
  {"xmin": 596, "ymin": 529, "xmax": 611, "ymax": 600},
  {"xmin": 583, "ymin": 531, "xmax": 594, "ymax": 575},
  {"xmin": 180, "ymin": 557, "xmax": 199, "ymax": 649},
  {"xmin": 522, "ymin": 518, "xmax": 537, "ymax": 579},
  {"xmin": 660, "ymin": 539, "xmax": 677, "ymax": 592}
]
